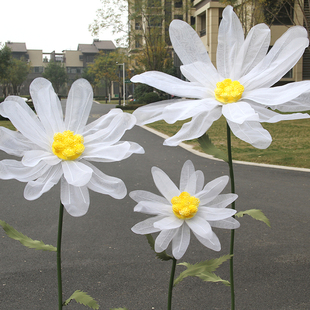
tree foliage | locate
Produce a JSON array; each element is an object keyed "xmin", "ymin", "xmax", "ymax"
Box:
[
  {"xmin": 0, "ymin": 45, "xmax": 12, "ymax": 81},
  {"xmin": 42, "ymin": 60, "xmax": 68, "ymax": 94}
]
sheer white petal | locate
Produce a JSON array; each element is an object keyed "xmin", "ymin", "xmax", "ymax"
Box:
[
  {"xmin": 155, "ymin": 228, "xmax": 178, "ymax": 253},
  {"xmin": 83, "ymin": 161, "xmax": 127, "ymax": 199},
  {"xmin": 240, "ymin": 27, "xmax": 309, "ymax": 89},
  {"xmin": 131, "ymin": 215, "xmax": 165, "ymax": 234},
  {"xmin": 198, "ymin": 207, "xmax": 237, "ymax": 221},
  {"xmin": 65, "ymin": 79, "xmax": 93, "ymax": 133},
  {"xmin": 193, "ymin": 230, "xmax": 221, "ymax": 251},
  {"xmin": 0, "ymin": 159, "xmax": 50, "ymax": 182},
  {"xmin": 24, "ymin": 165, "xmax": 62, "ymax": 200},
  {"xmin": 186, "ymin": 216, "xmax": 212, "ymax": 239},
  {"xmin": 227, "ymin": 119, "xmax": 272, "ymax": 149},
  {"xmin": 209, "ymin": 217, "xmax": 240, "ymax": 229},
  {"xmin": 134, "ymin": 201, "xmax": 172, "ymax": 215},
  {"xmin": 169, "ymin": 19, "xmax": 211, "ymax": 65},
  {"xmin": 231, "ymin": 23, "xmax": 270, "ymax": 79},
  {"xmin": 130, "ymin": 190, "xmax": 168, "ymax": 204},
  {"xmin": 30, "ymin": 78, "xmax": 65, "ymax": 137},
  {"xmin": 133, "ymin": 100, "xmax": 181, "ymax": 125},
  {"xmin": 0, "ymin": 100, "xmax": 49, "ymax": 150},
  {"xmin": 196, "ymin": 176, "xmax": 229, "ymax": 205},
  {"xmin": 272, "ymin": 92, "xmax": 310, "ymax": 112},
  {"xmin": 22, "ymin": 150, "xmax": 61, "ymax": 167},
  {"xmin": 179, "ymin": 159, "xmax": 196, "ymax": 192},
  {"xmin": 131, "ymin": 71, "xmax": 209, "ymax": 99},
  {"xmin": 62, "ymin": 160, "xmax": 93, "ymax": 187},
  {"xmin": 61, "ymin": 177, "xmax": 90, "ymax": 217},
  {"xmin": 163, "ymin": 99, "xmax": 218, "ymax": 124},
  {"xmin": 195, "ymin": 170, "xmax": 205, "ymax": 193},
  {"xmin": 243, "ymin": 81, "xmax": 310, "ymax": 106},
  {"xmin": 222, "ymin": 101, "xmax": 259, "ymax": 124},
  {"xmin": 0, "ymin": 127, "xmax": 36, "ymax": 157},
  {"xmin": 217, "ymin": 5, "xmax": 244, "ymax": 78},
  {"xmin": 151, "ymin": 166, "xmax": 180, "ymax": 201},
  {"xmin": 153, "ymin": 216, "xmax": 183, "ymax": 230},
  {"xmin": 164, "ymin": 106, "xmax": 222, "ymax": 146},
  {"xmin": 172, "ymin": 224, "xmax": 191, "ymax": 259},
  {"xmin": 205, "ymin": 193, "xmax": 238, "ymax": 209}
]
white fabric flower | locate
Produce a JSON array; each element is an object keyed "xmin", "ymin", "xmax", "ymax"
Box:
[
  {"xmin": 131, "ymin": 5, "xmax": 310, "ymax": 149},
  {"xmin": 0, "ymin": 78, "xmax": 144, "ymax": 217},
  {"xmin": 131, "ymin": 160, "xmax": 239, "ymax": 259}
]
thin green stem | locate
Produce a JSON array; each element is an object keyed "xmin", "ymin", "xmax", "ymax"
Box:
[
  {"xmin": 167, "ymin": 257, "xmax": 177, "ymax": 310},
  {"xmin": 57, "ymin": 203, "xmax": 64, "ymax": 309},
  {"xmin": 226, "ymin": 123, "xmax": 236, "ymax": 310}
]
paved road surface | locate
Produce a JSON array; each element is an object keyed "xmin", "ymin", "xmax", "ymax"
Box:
[{"xmin": 0, "ymin": 103, "xmax": 309, "ymax": 309}]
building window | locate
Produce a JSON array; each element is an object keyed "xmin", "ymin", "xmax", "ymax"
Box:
[
  {"xmin": 264, "ymin": 0, "xmax": 294, "ymax": 25},
  {"xmin": 174, "ymin": 15, "xmax": 183, "ymax": 21},
  {"xmin": 198, "ymin": 12, "xmax": 206, "ymax": 37},
  {"xmin": 175, "ymin": 0, "xmax": 182, "ymax": 8},
  {"xmin": 33, "ymin": 66, "xmax": 43, "ymax": 73}
]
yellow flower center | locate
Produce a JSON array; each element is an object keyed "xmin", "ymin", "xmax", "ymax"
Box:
[
  {"xmin": 214, "ymin": 78, "xmax": 244, "ymax": 104},
  {"xmin": 52, "ymin": 130, "xmax": 85, "ymax": 160},
  {"xmin": 171, "ymin": 192, "xmax": 200, "ymax": 220}
]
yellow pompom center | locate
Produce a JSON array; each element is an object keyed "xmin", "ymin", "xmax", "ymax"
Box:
[
  {"xmin": 214, "ymin": 78, "xmax": 244, "ymax": 104},
  {"xmin": 171, "ymin": 192, "xmax": 200, "ymax": 220},
  {"xmin": 52, "ymin": 130, "xmax": 85, "ymax": 160}
]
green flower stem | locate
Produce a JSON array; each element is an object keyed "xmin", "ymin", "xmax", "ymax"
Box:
[
  {"xmin": 167, "ymin": 257, "xmax": 177, "ymax": 310},
  {"xmin": 57, "ymin": 202, "xmax": 64, "ymax": 309},
  {"xmin": 226, "ymin": 123, "xmax": 236, "ymax": 310}
]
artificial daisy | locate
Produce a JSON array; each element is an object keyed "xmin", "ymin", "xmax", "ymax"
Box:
[
  {"xmin": 131, "ymin": 160, "xmax": 239, "ymax": 259},
  {"xmin": 0, "ymin": 78, "xmax": 144, "ymax": 217},
  {"xmin": 131, "ymin": 5, "xmax": 310, "ymax": 149}
]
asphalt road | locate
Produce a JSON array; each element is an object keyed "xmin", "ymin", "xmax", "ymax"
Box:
[{"xmin": 0, "ymin": 103, "xmax": 309, "ymax": 310}]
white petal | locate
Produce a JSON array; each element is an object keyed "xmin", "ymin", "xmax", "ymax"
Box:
[
  {"xmin": 30, "ymin": 78, "xmax": 65, "ymax": 136},
  {"xmin": 0, "ymin": 100, "xmax": 49, "ymax": 150},
  {"xmin": 180, "ymin": 61, "xmax": 222, "ymax": 89},
  {"xmin": 198, "ymin": 207, "xmax": 236, "ymax": 221},
  {"xmin": 186, "ymin": 216, "xmax": 212, "ymax": 239},
  {"xmin": 22, "ymin": 150, "xmax": 61, "ymax": 167},
  {"xmin": 227, "ymin": 119, "xmax": 272, "ymax": 149},
  {"xmin": 131, "ymin": 215, "xmax": 165, "ymax": 235},
  {"xmin": 243, "ymin": 81, "xmax": 310, "ymax": 106},
  {"xmin": 179, "ymin": 160, "xmax": 195, "ymax": 192},
  {"xmin": 222, "ymin": 101, "xmax": 259, "ymax": 124},
  {"xmin": 205, "ymin": 193, "xmax": 238, "ymax": 209},
  {"xmin": 133, "ymin": 99, "xmax": 180, "ymax": 125},
  {"xmin": 193, "ymin": 230, "xmax": 221, "ymax": 251},
  {"xmin": 0, "ymin": 127, "xmax": 36, "ymax": 157},
  {"xmin": 169, "ymin": 19, "xmax": 211, "ymax": 65},
  {"xmin": 196, "ymin": 176, "xmax": 229, "ymax": 205},
  {"xmin": 131, "ymin": 71, "xmax": 208, "ymax": 99},
  {"xmin": 129, "ymin": 190, "xmax": 168, "ymax": 204},
  {"xmin": 231, "ymin": 23, "xmax": 270, "ymax": 79},
  {"xmin": 84, "ymin": 161, "xmax": 126, "ymax": 199},
  {"xmin": 195, "ymin": 170, "xmax": 205, "ymax": 193},
  {"xmin": 155, "ymin": 228, "xmax": 178, "ymax": 253},
  {"xmin": 273, "ymin": 92, "xmax": 310, "ymax": 112},
  {"xmin": 163, "ymin": 99, "xmax": 218, "ymax": 124},
  {"xmin": 240, "ymin": 27, "xmax": 309, "ymax": 89},
  {"xmin": 151, "ymin": 166, "xmax": 180, "ymax": 201},
  {"xmin": 153, "ymin": 216, "xmax": 183, "ymax": 230},
  {"xmin": 134, "ymin": 201, "xmax": 172, "ymax": 216},
  {"xmin": 61, "ymin": 177, "xmax": 90, "ymax": 217},
  {"xmin": 24, "ymin": 165, "xmax": 62, "ymax": 200},
  {"xmin": 172, "ymin": 225, "xmax": 191, "ymax": 259},
  {"xmin": 0, "ymin": 159, "xmax": 50, "ymax": 182},
  {"xmin": 65, "ymin": 79, "xmax": 93, "ymax": 133},
  {"xmin": 217, "ymin": 5, "xmax": 244, "ymax": 78},
  {"xmin": 62, "ymin": 160, "xmax": 93, "ymax": 187},
  {"xmin": 209, "ymin": 217, "xmax": 240, "ymax": 229},
  {"xmin": 164, "ymin": 106, "xmax": 222, "ymax": 146}
]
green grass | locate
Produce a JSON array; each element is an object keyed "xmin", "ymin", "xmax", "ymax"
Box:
[
  {"xmin": 0, "ymin": 120, "xmax": 16, "ymax": 131},
  {"xmin": 146, "ymin": 115, "xmax": 310, "ymax": 169}
]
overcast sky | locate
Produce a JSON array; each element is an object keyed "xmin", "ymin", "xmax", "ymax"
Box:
[{"xmin": 0, "ymin": 0, "xmax": 117, "ymax": 53}]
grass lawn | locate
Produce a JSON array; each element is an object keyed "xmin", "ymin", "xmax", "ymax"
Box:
[{"xmin": 146, "ymin": 115, "xmax": 310, "ymax": 169}]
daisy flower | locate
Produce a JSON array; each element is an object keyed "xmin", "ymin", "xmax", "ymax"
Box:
[
  {"xmin": 0, "ymin": 78, "xmax": 144, "ymax": 217},
  {"xmin": 131, "ymin": 5, "xmax": 310, "ymax": 149},
  {"xmin": 131, "ymin": 160, "xmax": 239, "ymax": 259}
]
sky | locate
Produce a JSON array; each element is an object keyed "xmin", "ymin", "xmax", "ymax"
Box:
[{"xmin": 0, "ymin": 0, "xmax": 117, "ymax": 53}]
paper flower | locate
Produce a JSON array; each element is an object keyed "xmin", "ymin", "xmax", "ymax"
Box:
[
  {"xmin": 131, "ymin": 160, "xmax": 239, "ymax": 259},
  {"xmin": 0, "ymin": 78, "xmax": 144, "ymax": 216},
  {"xmin": 131, "ymin": 5, "xmax": 310, "ymax": 149}
]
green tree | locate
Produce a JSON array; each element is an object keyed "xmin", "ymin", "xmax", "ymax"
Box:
[
  {"xmin": 43, "ymin": 61, "xmax": 68, "ymax": 94},
  {"xmin": 0, "ymin": 45, "xmax": 12, "ymax": 82}
]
